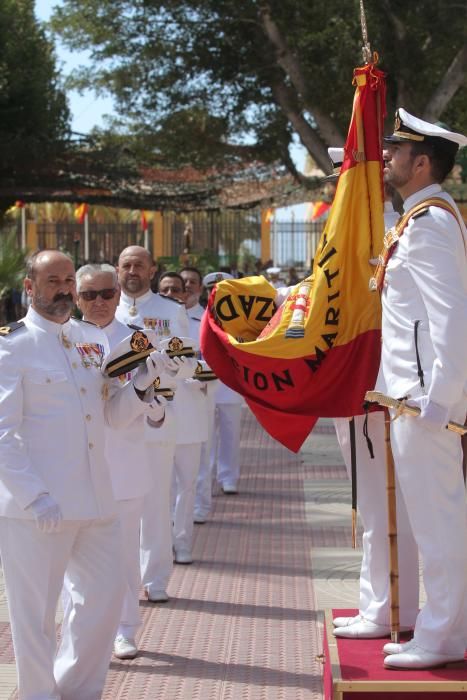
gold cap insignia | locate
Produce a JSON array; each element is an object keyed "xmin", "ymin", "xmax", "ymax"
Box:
[
  {"xmin": 195, "ymin": 362, "xmax": 202, "ymax": 375},
  {"xmin": 130, "ymin": 331, "xmax": 149, "ymax": 353},
  {"xmin": 0, "ymin": 326, "xmax": 11, "ymax": 335},
  {"xmin": 153, "ymin": 376, "xmax": 161, "ymax": 389},
  {"xmin": 394, "ymin": 111, "xmax": 401, "ymax": 131},
  {"xmin": 168, "ymin": 336, "xmax": 184, "ymax": 352}
]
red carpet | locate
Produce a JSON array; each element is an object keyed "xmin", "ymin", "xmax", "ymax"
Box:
[{"xmin": 323, "ymin": 609, "xmax": 467, "ymax": 699}]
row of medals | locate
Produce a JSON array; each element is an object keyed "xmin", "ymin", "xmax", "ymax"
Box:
[{"xmin": 129, "ymin": 302, "xmax": 172, "ymax": 336}]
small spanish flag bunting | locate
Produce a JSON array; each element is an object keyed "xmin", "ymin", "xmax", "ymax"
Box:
[
  {"xmin": 310, "ymin": 201, "xmax": 331, "ymax": 221},
  {"xmin": 74, "ymin": 203, "xmax": 89, "ymax": 224}
]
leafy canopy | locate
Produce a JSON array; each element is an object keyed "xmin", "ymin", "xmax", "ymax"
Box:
[
  {"xmin": 47, "ymin": 1, "xmax": 467, "ymax": 174},
  {"xmin": 0, "ymin": 0, "xmax": 70, "ymax": 176}
]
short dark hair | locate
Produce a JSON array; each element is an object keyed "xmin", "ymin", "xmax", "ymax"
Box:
[
  {"xmin": 179, "ymin": 266, "xmax": 202, "ymax": 285},
  {"xmin": 410, "ymin": 138, "xmax": 458, "ymax": 183},
  {"xmin": 158, "ymin": 271, "xmax": 186, "ymax": 292}
]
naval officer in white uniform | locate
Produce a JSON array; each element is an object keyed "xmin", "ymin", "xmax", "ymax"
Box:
[
  {"xmin": 202, "ymin": 272, "xmax": 244, "ymax": 497},
  {"xmin": 157, "ymin": 273, "xmax": 207, "ymax": 563},
  {"xmin": 375, "ymin": 110, "xmax": 467, "ymax": 669},
  {"xmin": 0, "ymin": 251, "xmax": 165, "ymax": 700},
  {"xmin": 115, "ymin": 246, "xmax": 189, "ymax": 339},
  {"xmin": 329, "ymin": 148, "xmax": 419, "ymax": 640},
  {"xmin": 179, "ymin": 267, "xmax": 219, "ymax": 524},
  {"xmin": 75, "ymin": 263, "xmax": 167, "ymax": 660},
  {"xmin": 114, "ymin": 247, "xmax": 191, "ymax": 596}
]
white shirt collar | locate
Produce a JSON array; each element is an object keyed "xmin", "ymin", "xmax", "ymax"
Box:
[
  {"xmin": 403, "ymin": 183, "xmax": 442, "ymax": 212},
  {"xmin": 120, "ymin": 289, "xmax": 154, "ymax": 307},
  {"xmin": 27, "ymin": 306, "xmax": 72, "ymax": 337}
]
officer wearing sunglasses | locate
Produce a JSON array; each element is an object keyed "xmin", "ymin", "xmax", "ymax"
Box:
[{"xmin": 76, "ymin": 264, "xmax": 120, "ymax": 329}]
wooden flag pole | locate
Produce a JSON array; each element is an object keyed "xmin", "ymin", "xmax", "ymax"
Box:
[
  {"xmin": 383, "ymin": 407, "xmax": 400, "ymax": 642},
  {"xmin": 349, "ymin": 418, "xmax": 358, "ymax": 548}
]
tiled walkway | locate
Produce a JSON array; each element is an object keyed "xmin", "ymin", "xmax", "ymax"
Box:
[{"xmin": 1, "ymin": 408, "xmax": 364, "ymax": 699}]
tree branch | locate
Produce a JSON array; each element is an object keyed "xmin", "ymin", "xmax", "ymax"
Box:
[
  {"xmin": 423, "ymin": 44, "xmax": 467, "ymax": 120},
  {"xmin": 259, "ymin": 2, "xmax": 345, "ymax": 147},
  {"xmin": 270, "ymin": 80, "xmax": 332, "ymax": 174}
]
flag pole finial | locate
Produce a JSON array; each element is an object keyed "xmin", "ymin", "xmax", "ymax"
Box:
[{"xmin": 360, "ymin": 0, "xmax": 372, "ymax": 64}]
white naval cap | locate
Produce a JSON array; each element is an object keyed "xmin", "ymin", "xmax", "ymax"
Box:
[
  {"xmin": 266, "ymin": 266, "xmax": 281, "ymax": 276},
  {"xmin": 385, "ymin": 108, "xmax": 467, "ymax": 149},
  {"xmin": 102, "ymin": 329, "xmax": 154, "ymax": 377},
  {"xmin": 328, "ymin": 147, "xmax": 345, "ymax": 166},
  {"xmin": 158, "ymin": 335, "xmax": 198, "ymax": 357},
  {"xmin": 193, "ymin": 358, "xmax": 217, "ymax": 382},
  {"xmin": 202, "ymin": 271, "xmax": 234, "ymax": 287}
]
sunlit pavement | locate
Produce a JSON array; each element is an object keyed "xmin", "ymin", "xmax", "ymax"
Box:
[{"xmin": 1, "ymin": 408, "xmax": 401, "ymax": 700}]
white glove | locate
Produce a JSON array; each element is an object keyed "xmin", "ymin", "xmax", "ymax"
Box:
[
  {"xmin": 408, "ymin": 396, "xmax": 449, "ymax": 432},
  {"xmin": 147, "ymin": 396, "xmax": 168, "ymax": 427},
  {"xmin": 165, "ymin": 355, "xmax": 199, "ymax": 380},
  {"xmin": 146, "ymin": 395, "xmax": 167, "ymax": 424},
  {"xmin": 134, "ymin": 351, "xmax": 171, "ymax": 392},
  {"xmin": 27, "ymin": 493, "xmax": 63, "ymax": 533}
]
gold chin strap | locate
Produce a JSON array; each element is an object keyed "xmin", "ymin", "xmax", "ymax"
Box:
[{"xmin": 392, "ymin": 131, "xmax": 424, "ymax": 142}]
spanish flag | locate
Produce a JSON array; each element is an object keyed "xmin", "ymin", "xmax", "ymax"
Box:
[
  {"xmin": 201, "ymin": 61, "xmax": 386, "ymax": 452},
  {"xmin": 310, "ymin": 201, "xmax": 331, "ymax": 221},
  {"xmin": 74, "ymin": 203, "xmax": 89, "ymax": 224}
]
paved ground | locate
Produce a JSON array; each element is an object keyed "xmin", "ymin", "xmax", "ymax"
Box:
[{"xmin": 0, "ymin": 408, "xmax": 414, "ymax": 699}]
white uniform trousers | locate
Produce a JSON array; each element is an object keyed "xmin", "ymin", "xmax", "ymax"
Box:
[
  {"xmin": 211, "ymin": 403, "xmax": 242, "ymax": 487},
  {"xmin": 116, "ymin": 497, "xmax": 145, "ymax": 638},
  {"xmin": 172, "ymin": 443, "xmax": 202, "ymax": 553},
  {"xmin": 0, "ymin": 517, "xmax": 124, "ymax": 700},
  {"xmin": 334, "ymin": 412, "xmax": 419, "ymax": 627},
  {"xmin": 195, "ymin": 401, "xmax": 217, "ymax": 518},
  {"xmin": 391, "ymin": 402, "xmax": 467, "ymax": 655},
  {"xmin": 140, "ymin": 441, "xmax": 175, "ymax": 591}
]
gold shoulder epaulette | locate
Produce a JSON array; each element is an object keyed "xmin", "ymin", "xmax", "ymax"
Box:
[
  {"xmin": 412, "ymin": 207, "xmax": 429, "ymax": 220},
  {"xmin": 160, "ymin": 294, "xmax": 184, "ymax": 305},
  {"xmin": 0, "ymin": 321, "xmax": 25, "ymax": 336}
]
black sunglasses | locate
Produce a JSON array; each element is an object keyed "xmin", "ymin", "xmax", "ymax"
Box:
[{"xmin": 79, "ymin": 288, "xmax": 116, "ymax": 301}]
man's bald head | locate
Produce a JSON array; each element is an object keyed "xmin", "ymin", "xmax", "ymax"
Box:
[
  {"xmin": 118, "ymin": 246, "xmax": 153, "ymax": 267},
  {"xmin": 24, "ymin": 249, "xmax": 76, "ymax": 323},
  {"xmin": 27, "ymin": 250, "xmax": 74, "ymax": 280},
  {"xmin": 117, "ymin": 246, "xmax": 156, "ymax": 297}
]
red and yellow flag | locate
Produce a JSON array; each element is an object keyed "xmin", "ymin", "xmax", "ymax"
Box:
[
  {"xmin": 74, "ymin": 203, "xmax": 89, "ymax": 224},
  {"xmin": 201, "ymin": 62, "xmax": 386, "ymax": 452},
  {"xmin": 310, "ymin": 201, "xmax": 331, "ymax": 221}
]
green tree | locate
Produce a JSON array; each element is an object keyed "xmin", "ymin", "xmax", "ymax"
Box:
[
  {"xmin": 50, "ymin": 0, "xmax": 466, "ymax": 177},
  {"xmin": 0, "ymin": 0, "xmax": 70, "ymax": 180}
]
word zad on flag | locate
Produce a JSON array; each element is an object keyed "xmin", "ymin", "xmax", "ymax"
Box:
[{"xmin": 201, "ymin": 61, "xmax": 386, "ymax": 452}]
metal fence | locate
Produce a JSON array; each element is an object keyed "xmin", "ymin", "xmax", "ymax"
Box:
[
  {"xmin": 37, "ymin": 222, "xmax": 141, "ymax": 266},
  {"xmin": 2, "ymin": 213, "xmax": 325, "ymax": 273},
  {"xmin": 271, "ymin": 220, "xmax": 323, "ymax": 271},
  {"xmin": 163, "ymin": 210, "xmax": 261, "ymax": 266}
]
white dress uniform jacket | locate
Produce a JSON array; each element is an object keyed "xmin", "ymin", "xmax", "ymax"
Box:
[
  {"xmin": 116, "ymin": 289, "xmax": 189, "ymax": 340},
  {"xmin": 377, "ymin": 184, "xmax": 467, "ymax": 407},
  {"xmin": 0, "ymin": 307, "xmax": 155, "ymax": 520}
]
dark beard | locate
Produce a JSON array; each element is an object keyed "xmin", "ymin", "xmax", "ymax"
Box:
[{"xmin": 34, "ymin": 292, "xmax": 74, "ymax": 318}]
